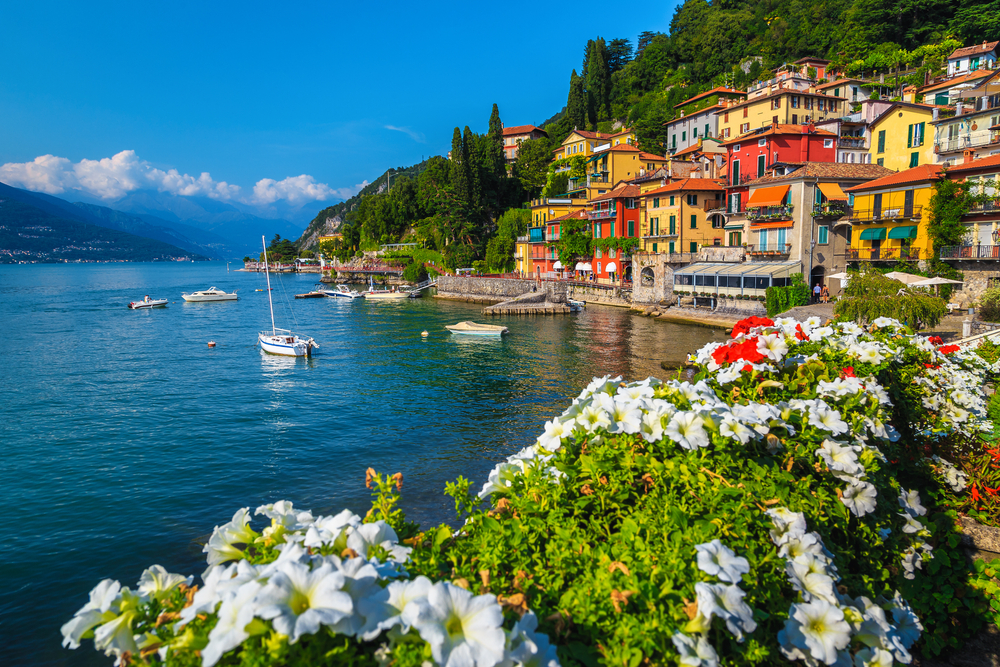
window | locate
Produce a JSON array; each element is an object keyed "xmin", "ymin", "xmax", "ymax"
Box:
[
  {"xmin": 907, "ymin": 122, "xmax": 925, "ymax": 148},
  {"xmin": 652, "ymin": 243, "xmax": 658, "ymax": 253},
  {"xmin": 597, "ymin": 262, "xmax": 601, "ymax": 274},
  {"xmin": 724, "ymin": 112, "xmax": 729, "ymax": 122},
  {"xmin": 653, "ymin": 197, "xmax": 659, "ymax": 208},
  {"xmin": 733, "ymin": 144, "xmax": 741, "ymax": 152},
  {"xmin": 772, "ymin": 115, "xmax": 779, "ymax": 125},
  {"xmin": 818, "ymin": 99, "xmax": 826, "ymax": 111},
  {"xmin": 824, "ymin": 138, "xmax": 834, "ymax": 148},
  {"xmin": 757, "ymin": 154, "xmax": 766, "ymax": 178},
  {"xmin": 743, "ymin": 106, "xmax": 749, "ymax": 118},
  {"xmin": 741, "ymin": 123, "xmax": 750, "ymax": 133},
  {"xmin": 671, "ymin": 135, "xmax": 676, "ymax": 148},
  {"xmin": 723, "ymin": 128, "xmax": 731, "ymax": 138},
  {"xmin": 686, "ymin": 194, "xmax": 698, "ymax": 205},
  {"xmin": 909, "ymin": 152, "xmax": 919, "ymax": 168},
  {"xmin": 805, "ymin": 97, "xmax": 814, "ymax": 110},
  {"xmin": 669, "ymin": 195, "xmax": 675, "ymax": 206},
  {"xmin": 609, "ymin": 248, "xmax": 615, "ymax": 258},
  {"xmin": 669, "ymin": 215, "xmax": 676, "ymax": 234},
  {"xmin": 771, "ymin": 97, "xmax": 782, "ymax": 110},
  {"xmin": 849, "ymin": 153, "xmax": 856, "ymax": 163},
  {"xmin": 690, "ymin": 214, "xmax": 697, "ymax": 229},
  {"xmin": 668, "ymin": 242, "xmax": 675, "ymax": 253},
  {"xmin": 834, "ymin": 88, "xmax": 840, "ymax": 97},
  {"xmin": 625, "ymin": 198, "xmax": 637, "ymax": 209},
  {"xmin": 628, "ymin": 220, "xmax": 634, "ymax": 236},
  {"xmin": 693, "ymin": 127, "xmax": 698, "ymax": 138},
  {"xmin": 594, "ymin": 223, "xmax": 601, "ymax": 238},
  {"xmin": 791, "ymin": 96, "xmax": 800, "ymax": 108},
  {"xmin": 732, "ymin": 159, "xmax": 741, "ymax": 185},
  {"xmin": 758, "ymin": 138, "xmax": 767, "ymax": 147},
  {"xmin": 792, "ymin": 114, "xmax": 798, "ymax": 125},
  {"xmin": 596, "ymin": 247, "xmax": 602, "ymax": 259},
  {"xmin": 681, "ymin": 131, "xmax": 686, "ymax": 141},
  {"xmin": 650, "ymin": 217, "xmax": 658, "ymax": 235},
  {"xmin": 729, "ymin": 192, "xmax": 741, "ymax": 213},
  {"xmin": 877, "ymin": 130, "xmax": 886, "ymax": 153},
  {"xmin": 705, "ymin": 123, "xmax": 710, "ymax": 137},
  {"xmin": 712, "ymin": 216, "xmax": 723, "ymax": 229},
  {"xmin": 877, "ymin": 158, "xmax": 884, "ymax": 167},
  {"xmin": 818, "ymin": 225, "xmax": 829, "ymax": 244}
]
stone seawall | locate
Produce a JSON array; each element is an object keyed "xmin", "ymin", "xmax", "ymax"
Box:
[
  {"xmin": 567, "ymin": 285, "xmax": 631, "ymax": 308},
  {"xmin": 435, "ymin": 276, "xmax": 544, "ymax": 304}
]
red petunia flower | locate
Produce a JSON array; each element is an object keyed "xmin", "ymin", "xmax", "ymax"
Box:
[
  {"xmin": 841, "ymin": 367, "xmax": 856, "ymax": 379},
  {"xmin": 938, "ymin": 345, "xmax": 961, "ymax": 355}
]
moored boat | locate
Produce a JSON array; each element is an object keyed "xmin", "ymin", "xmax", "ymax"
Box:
[
  {"xmin": 128, "ymin": 296, "xmax": 168, "ymax": 309},
  {"xmin": 323, "ymin": 284, "xmax": 365, "ymax": 299},
  {"xmin": 257, "ymin": 237, "xmax": 318, "ymax": 357},
  {"xmin": 181, "ymin": 287, "xmax": 238, "ymax": 302},
  {"xmin": 445, "ymin": 321, "xmax": 509, "ymax": 336},
  {"xmin": 295, "ymin": 284, "xmax": 327, "ymax": 299}
]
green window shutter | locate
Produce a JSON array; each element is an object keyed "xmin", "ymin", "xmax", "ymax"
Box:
[
  {"xmin": 628, "ymin": 220, "xmax": 634, "ymax": 236},
  {"xmin": 705, "ymin": 123, "xmax": 710, "ymax": 137},
  {"xmin": 691, "ymin": 214, "xmax": 697, "ymax": 229},
  {"xmin": 670, "ymin": 195, "xmax": 675, "ymax": 206},
  {"xmin": 668, "ymin": 242, "xmax": 674, "ymax": 253},
  {"xmin": 690, "ymin": 241, "xmax": 698, "ymax": 253},
  {"xmin": 653, "ymin": 197, "xmax": 659, "ymax": 208},
  {"xmin": 909, "ymin": 152, "xmax": 919, "ymax": 168},
  {"xmin": 918, "ymin": 122, "xmax": 925, "ymax": 146},
  {"xmin": 669, "ymin": 215, "xmax": 676, "ymax": 234},
  {"xmin": 653, "ymin": 243, "xmax": 658, "ymax": 252},
  {"xmin": 877, "ymin": 158, "xmax": 884, "ymax": 167},
  {"xmin": 878, "ymin": 130, "xmax": 885, "ymax": 153},
  {"xmin": 682, "ymin": 131, "xmax": 686, "ymax": 141},
  {"xmin": 818, "ymin": 226, "xmax": 829, "ymax": 244}
]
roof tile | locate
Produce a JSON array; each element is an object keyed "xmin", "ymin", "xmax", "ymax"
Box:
[{"xmin": 844, "ymin": 164, "xmax": 943, "ymax": 192}]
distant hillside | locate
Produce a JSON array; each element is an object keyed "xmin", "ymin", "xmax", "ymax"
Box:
[
  {"xmin": 0, "ymin": 199, "xmax": 207, "ymax": 263},
  {"xmin": 297, "ymin": 159, "xmax": 433, "ymax": 250}
]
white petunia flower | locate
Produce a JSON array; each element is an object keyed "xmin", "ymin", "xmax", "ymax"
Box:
[
  {"xmin": 205, "ymin": 507, "xmax": 259, "ymax": 566},
  {"xmin": 506, "ymin": 611, "xmax": 560, "ymax": 667},
  {"xmin": 346, "ymin": 521, "xmax": 410, "ymax": 562},
  {"xmin": 408, "ymin": 581, "xmax": 506, "ymax": 667},
  {"xmin": 695, "ymin": 540, "xmax": 750, "ymax": 583},
  {"xmin": 841, "ymin": 482, "xmax": 878, "ymax": 517},
  {"xmin": 254, "ymin": 561, "xmax": 353, "ymax": 643},
  {"xmin": 137, "ymin": 565, "xmax": 192, "ymax": 599},
  {"xmin": 757, "ymin": 333, "xmax": 789, "ymax": 362},
  {"xmin": 478, "ymin": 459, "xmax": 529, "ymax": 498},
  {"xmin": 671, "ymin": 631, "xmax": 719, "ymax": 667},
  {"xmin": 358, "ymin": 575, "xmax": 433, "ymax": 640},
  {"xmin": 782, "ymin": 599, "xmax": 852, "ymax": 665},
  {"xmin": 303, "ymin": 510, "xmax": 362, "ymax": 550},
  {"xmin": 537, "ymin": 417, "xmax": 574, "ymax": 451},
  {"xmin": 816, "ymin": 440, "xmax": 863, "ymax": 476},
  {"xmin": 61, "ymin": 579, "xmax": 122, "ymax": 649},
  {"xmin": 601, "ymin": 394, "xmax": 643, "ymax": 435},
  {"xmin": 665, "ymin": 411, "xmax": 710, "ymax": 449},
  {"xmin": 202, "ymin": 581, "xmax": 261, "ymax": 667},
  {"xmin": 808, "ymin": 405, "xmax": 849, "ymax": 436},
  {"xmin": 719, "ymin": 413, "xmax": 754, "ymax": 444}
]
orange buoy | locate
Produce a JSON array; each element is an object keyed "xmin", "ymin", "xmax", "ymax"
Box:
[{"xmin": 208, "ymin": 341, "xmax": 217, "ymax": 348}]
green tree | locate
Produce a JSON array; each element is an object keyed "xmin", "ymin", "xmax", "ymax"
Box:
[
  {"xmin": 554, "ymin": 214, "xmax": 593, "ymax": 266},
  {"xmin": 607, "ymin": 38, "xmax": 633, "ymax": 73},
  {"xmin": 566, "ymin": 70, "xmax": 588, "ymax": 131},
  {"xmin": 586, "ymin": 38, "xmax": 612, "ymax": 124},
  {"xmin": 512, "ymin": 138, "xmax": 551, "ymax": 199}
]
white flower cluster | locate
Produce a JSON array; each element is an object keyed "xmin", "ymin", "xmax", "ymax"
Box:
[
  {"xmin": 767, "ymin": 507, "xmax": 922, "ymax": 666},
  {"xmin": 926, "ymin": 455, "xmax": 969, "ymax": 492},
  {"xmin": 897, "ymin": 489, "xmax": 932, "ymax": 581},
  {"xmin": 671, "ymin": 540, "xmax": 756, "ymax": 666},
  {"xmin": 63, "ymin": 502, "xmax": 559, "ymax": 667}
]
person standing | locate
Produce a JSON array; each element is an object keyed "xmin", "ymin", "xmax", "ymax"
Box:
[
  {"xmin": 813, "ymin": 283, "xmax": 822, "ymax": 304},
  {"xmin": 821, "ymin": 285, "xmax": 830, "ymax": 304}
]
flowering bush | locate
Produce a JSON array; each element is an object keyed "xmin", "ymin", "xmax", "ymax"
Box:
[{"xmin": 64, "ymin": 317, "xmax": 1000, "ymax": 667}]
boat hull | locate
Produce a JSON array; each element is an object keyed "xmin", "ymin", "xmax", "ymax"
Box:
[
  {"xmin": 128, "ymin": 300, "xmax": 168, "ymax": 309},
  {"xmin": 323, "ymin": 291, "xmax": 365, "ymax": 299},
  {"xmin": 182, "ymin": 294, "xmax": 238, "ymax": 302},
  {"xmin": 446, "ymin": 321, "xmax": 508, "ymax": 336},
  {"xmin": 365, "ymin": 291, "xmax": 410, "ymax": 300},
  {"xmin": 259, "ymin": 332, "xmax": 313, "ymax": 356}
]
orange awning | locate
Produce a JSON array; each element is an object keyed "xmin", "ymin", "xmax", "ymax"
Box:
[
  {"xmin": 746, "ymin": 184, "xmax": 790, "ymax": 207},
  {"xmin": 750, "ymin": 221, "xmax": 794, "ymax": 229},
  {"xmin": 817, "ymin": 183, "xmax": 848, "ymax": 201}
]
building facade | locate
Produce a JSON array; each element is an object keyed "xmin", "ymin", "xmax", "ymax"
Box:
[
  {"xmin": 502, "ymin": 125, "xmax": 547, "ymax": 164},
  {"xmin": 866, "ymin": 103, "xmax": 937, "ymax": 171},
  {"xmin": 718, "ymin": 90, "xmax": 847, "ymax": 140},
  {"xmin": 588, "ymin": 183, "xmax": 642, "ymax": 284},
  {"xmin": 639, "ymin": 179, "xmax": 727, "ymax": 254}
]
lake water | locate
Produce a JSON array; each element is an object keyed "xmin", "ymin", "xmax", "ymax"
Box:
[{"xmin": 0, "ymin": 262, "xmax": 725, "ymax": 665}]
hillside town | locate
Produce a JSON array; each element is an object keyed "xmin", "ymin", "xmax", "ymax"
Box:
[{"xmin": 498, "ymin": 42, "xmax": 1000, "ymax": 309}]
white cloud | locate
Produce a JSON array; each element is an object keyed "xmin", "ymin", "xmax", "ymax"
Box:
[
  {"xmin": 384, "ymin": 125, "xmax": 426, "ymax": 143},
  {"xmin": 0, "ymin": 151, "xmax": 349, "ymax": 206}
]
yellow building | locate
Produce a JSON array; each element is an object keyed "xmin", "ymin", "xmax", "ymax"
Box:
[
  {"xmin": 571, "ymin": 144, "xmax": 669, "ymax": 201},
  {"xmin": 718, "ymin": 90, "xmax": 846, "ymax": 140},
  {"xmin": 866, "ymin": 103, "xmax": 937, "ymax": 171},
  {"xmin": 552, "ymin": 129, "xmax": 636, "ymax": 161},
  {"xmin": 844, "ymin": 164, "xmax": 942, "ymax": 264},
  {"xmin": 638, "ymin": 178, "xmax": 727, "ymax": 254},
  {"xmin": 525, "ymin": 197, "xmax": 588, "ymax": 275}
]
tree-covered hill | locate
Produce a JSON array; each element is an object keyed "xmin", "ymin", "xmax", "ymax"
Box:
[{"xmin": 0, "ymin": 199, "xmax": 207, "ymax": 263}]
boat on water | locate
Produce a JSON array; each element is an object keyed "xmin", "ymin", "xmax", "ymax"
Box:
[
  {"xmin": 323, "ymin": 284, "xmax": 365, "ymax": 299},
  {"xmin": 181, "ymin": 287, "xmax": 238, "ymax": 302},
  {"xmin": 363, "ymin": 277, "xmax": 412, "ymax": 300},
  {"xmin": 446, "ymin": 321, "xmax": 509, "ymax": 336},
  {"xmin": 257, "ymin": 236, "xmax": 318, "ymax": 357},
  {"xmin": 568, "ymin": 299, "xmax": 585, "ymax": 312},
  {"xmin": 128, "ymin": 296, "xmax": 168, "ymax": 309},
  {"xmin": 295, "ymin": 284, "xmax": 327, "ymax": 299}
]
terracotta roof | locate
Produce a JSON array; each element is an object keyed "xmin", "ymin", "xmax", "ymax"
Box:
[
  {"xmin": 845, "ymin": 164, "xmax": 943, "ymax": 192},
  {"xmin": 502, "ymin": 125, "xmax": 546, "ymax": 136},
  {"xmin": 920, "ymin": 69, "xmax": 994, "ymax": 94},
  {"xmin": 794, "ymin": 57, "xmax": 831, "ymax": 65},
  {"xmin": 720, "ymin": 124, "xmax": 836, "ymax": 146},
  {"xmin": 548, "ymin": 209, "xmax": 589, "ymax": 223},
  {"xmin": 675, "ymin": 87, "xmax": 746, "ymax": 109},
  {"xmin": 672, "ymin": 143, "xmax": 704, "ymax": 158},
  {"xmin": 816, "ymin": 78, "xmax": 874, "ymax": 91},
  {"xmin": 721, "ymin": 88, "xmax": 846, "ymax": 113},
  {"xmin": 664, "ymin": 105, "xmax": 727, "ymax": 127},
  {"xmin": 589, "ymin": 183, "xmax": 640, "ymax": 202},
  {"xmin": 741, "ymin": 162, "xmax": 894, "ymax": 187},
  {"xmin": 591, "ymin": 143, "xmax": 667, "ymax": 161},
  {"xmin": 641, "ymin": 178, "xmax": 726, "ymax": 196},
  {"xmin": 949, "ymin": 41, "xmax": 999, "ymax": 60},
  {"xmin": 946, "ymin": 154, "xmax": 1000, "ymax": 174}
]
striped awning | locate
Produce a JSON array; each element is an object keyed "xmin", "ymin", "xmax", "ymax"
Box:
[
  {"xmin": 817, "ymin": 183, "xmax": 849, "ymax": 201},
  {"xmin": 746, "ymin": 185, "xmax": 790, "ymax": 207},
  {"xmin": 750, "ymin": 220, "xmax": 794, "ymax": 230}
]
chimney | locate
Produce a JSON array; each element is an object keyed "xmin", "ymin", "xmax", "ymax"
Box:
[
  {"xmin": 680, "ymin": 110, "xmax": 685, "ymax": 118},
  {"xmin": 957, "ymin": 102, "xmax": 964, "ymax": 115},
  {"xmin": 933, "ymin": 108, "xmax": 939, "ymax": 120},
  {"xmin": 964, "ymin": 149, "xmax": 976, "ymax": 164}
]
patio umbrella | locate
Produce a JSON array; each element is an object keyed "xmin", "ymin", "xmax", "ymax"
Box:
[
  {"xmin": 884, "ymin": 271, "xmax": 924, "ymax": 284},
  {"xmin": 910, "ymin": 277, "xmax": 964, "ymax": 287},
  {"xmin": 827, "ymin": 272, "xmax": 849, "ymax": 280}
]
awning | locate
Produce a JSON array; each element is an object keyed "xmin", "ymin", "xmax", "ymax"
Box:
[
  {"xmin": 553, "ymin": 261, "xmax": 563, "ymax": 269},
  {"xmin": 605, "ymin": 262, "xmax": 618, "ymax": 273},
  {"xmin": 575, "ymin": 262, "xmax": 592, "ymax": 271},
  {"xmin": 746, "ymin": 185, "xmax": 790, "ymax": 207},
  {"xmin": 817, "ymin": 183, "xmax": 848, "ymax": 201},
  {"xmin": 858, "ymin": 227, "xmax": 887, "ymax": 240},
  {"xmin": 750, "ymin": 221, "xmax": 794, "ymax": 230},
  {"xmin": 887, "ymin": 225, "xmax": 918, "ymax": 240},
  {"xmin": 724, "ymin": 221, "xmax": 745, "ymax": 230}
]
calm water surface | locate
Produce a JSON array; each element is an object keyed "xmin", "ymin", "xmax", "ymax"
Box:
[{"xmin": 0, "ymin": 262, "xmax": 724, "ymax": 665}]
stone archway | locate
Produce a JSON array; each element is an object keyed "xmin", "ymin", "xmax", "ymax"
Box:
[
  {"xmin": 624, "ymin": 264, "xmax": 633, "ymax": 282},
  {"xmin": 641, "ymin": 267, "xmax": 655, "ymax": 287},
  {"xmin": 811, "ymin": 265, "xmax": 825, "ymax": 287}
]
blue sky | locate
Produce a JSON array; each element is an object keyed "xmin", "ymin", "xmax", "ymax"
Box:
[{"xmin": 0, "ymin": 0, "xmax": 679, "ymax": 213}]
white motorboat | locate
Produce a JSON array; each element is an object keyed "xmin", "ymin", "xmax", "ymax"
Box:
[
  {"xmin": 323, "ymin": 284, "xmax": 365, "ymax": 299},
  {"xmin": 257, "ymin": 236, "xmax": 318, "ymax": 357},
  {"xmin": 446, "ymin": 321, "xmax": 509, "ymax": 336},
  {"xmin": 128, "ymin": 297, "xmax": 168, "ymax": 309},
  {"xmin": 568, "ymin": 299, "xmax": 585, "ymax": 312},
  {"xmin": 181, "ymin": 286, "xmax": 238, "ymax": 302},
  {"xmin": 363, "ymin": 277, "xmax": 412, "ymax": 300}
]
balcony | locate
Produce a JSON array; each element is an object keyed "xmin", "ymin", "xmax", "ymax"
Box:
[
  {"xmin": 644, "ymin": 232, "xmax": 679, "ymax": 240},
  {"xmin": 588, "ymin": 208, "xmax": 617, "ymax": 220},
  {"xmin": 966, "ymin": 200, "xmax": 1000, "ymax": 215},
  {"xmin": 939, "ymin": 245, "xmax": 1000, "ymax": 260},
  {"xmin": 934, "ymin": 134, "xmax": 999, "ymax": 154},
  {"xmin": 746, "ymin": 205, "xmax": 794, "ymax": 221},
  {"xmin": 587, "ymin": 173, "xmax": 610, "ymax": 185},
  {"xmin": 848, "ymin": 206, "xmax": 922, "ymax": 223},
  {"xmin": 748, "ymin": 243, "xmax": 792, "ymax": 259},
  {"xmin": 846, "ymin": 247, "xmax": 922, "ymax": 261},
  {"xmin": 838, "ymin": 137, "xmax": 867, "ymax": 149},
  {"xmin": 812, "ymin": 203, "xmax": 850, "ymax": 218},
  {"xmin": 702, "ymin": 199, "xmax": 723, "ymax": 211}
]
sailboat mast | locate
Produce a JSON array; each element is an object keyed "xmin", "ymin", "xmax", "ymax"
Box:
[{"xmin": 262, "ymin": 235, "xmax": 276, "ymax": 335}]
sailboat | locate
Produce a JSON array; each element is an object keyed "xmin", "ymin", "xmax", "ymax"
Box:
[{"xmin": 257, "ymin": 236, "xmax": 318, "ymax": 357}]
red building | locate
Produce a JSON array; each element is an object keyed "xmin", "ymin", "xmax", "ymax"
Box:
[
  {"xmin": 722, "ymin": 124, "xmax": 837, "ymax": 212},
  {"xmin": 587, "ymin": 182, "xmax": 641, "ymax": 284},
  {"xmin": 502, "ymin": 125, "xmax": 548, "ymax": 164}
]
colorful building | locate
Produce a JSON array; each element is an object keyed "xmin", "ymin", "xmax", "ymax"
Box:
[
  {"xmin": 718, "ymin": 89, "xmax": 846, "ymax": 140},
  {"xmin": 844, "ymin": 164, "xmax": 943, "ymax": 265},
  {"xmin": 947, "ymin": 41, "xmax": 998, "ymax": 77},
  {"xmin": 722, "ymin": 124, "xmax": 837, "ymax": 192},
  {"xmin": 939, "ymin": 154, "xmax": 1000, "ymax": 252},
  {"xmin": 930, "ymin": 71, "xmax": 1000, "ymax": 164},
  {"xmin": 532, "ymin": 209, "xmax": 589, "ymax": 278},
  {"xmin": 502, "ymin": 125, "xmax": 547, "ymax": 164},
  {"xmin": 638, "ymin": 178, "xmax": 727, "ymax": 254},
  {"xmin": 570, "ymin": 144, "xmax": 669, "ymax": 201},
  {"xmin": 526, "ymin": 197, "xmax": 587, "ymax": 276},
  {"xmin": 552, "ymin": 129, "xmax": 635, "ymax": 161},
  {"xmin": 587, "ymin": 182, "xmax": 642, "ymax": 284},
  {"xmin": 866, "ymin": 103, "xmax": 937, "ymax": 171},
  {"xmin": 666, "ymin": 86, "xmax": 746, "ymax": 155}
]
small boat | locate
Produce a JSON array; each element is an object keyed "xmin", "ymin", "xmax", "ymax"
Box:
[
  {"xmin": 182, "ymin": 287, "xmax": 238, "ymax": 302},
  {"xmin": 568, "ymin": 299, "xmax": 585, "ymax": 312},
  {"xmin": 323, "ymin": 284, "xmax": 365, "ymax": 299},
  {"xmin": 257, "ymin": 236, "xmax": 318, "ymax": 357},
  {"xmin": 295, "ymin": 284, "xmax": 327, "ymax": 299},
  {"xmin": 446, "ymin": 321, "xmax": 509, "ymax": 336},
  {"xmin": 363, "ymin": 277, "xmax": 412, "ymax": 300},
  {"xmin": 128, "ymin": 296, "xmax": 168, "ymax": 309}
]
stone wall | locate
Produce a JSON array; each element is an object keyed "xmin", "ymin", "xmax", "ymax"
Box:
[
  {"xmin": 567, "ymin": 284, "xmax": 631, "ymax": 308},
  {"xmin": 948, "ymin": 262, "xmax": 1000, "ymax": 307},
  {"xmin": 435, "ymin": 276, "xmax": 538, "ymax": 304}
]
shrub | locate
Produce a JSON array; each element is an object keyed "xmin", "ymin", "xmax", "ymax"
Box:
[
  {"xmin": 834, "ymin": 270, "xmax": 947, "ymax": 329},
  {"xmin": 764, "ymin": 273, "xmax": 810, "ymax": 317},
  {"xmin": 978, "ymin": 287, "xmax": 1000, "ymax": 323},
  {"xmin": 61, "ymin": 318, "xmax": 1000, "ymax": 667},
  {"xmin": 402, "ymin": 261, "xmax": 429, "ymax": 284}
]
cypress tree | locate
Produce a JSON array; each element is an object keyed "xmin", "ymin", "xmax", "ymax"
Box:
[
  {"xmin": 587, "ymin": 37, "xmax": 612, "ymax": 122},
  {"xmin": 462, "ymin": 126, "xmax": 481, "ymax": 210},
  {"xmin": 487, "ymin": 103, "xmax": 507, "ymax": 183},
  {"xmin": 451, "ymin": 127, "xmax": 469, "ymax": 203},
  {"xmin": 567, "ymin": 70, "xmax": 587, "ymax": 131},
  {"xmin": 581, "ymin": 40, "xmax": 594, "ymax": 81}
]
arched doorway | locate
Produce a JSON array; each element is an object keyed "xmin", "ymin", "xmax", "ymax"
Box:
[
  {"xmin": 811, "ymin": 266, "xmax": 825, "ymax": 302},
  {"xmin": 641, "ymin": 267, "xmax": 655, "ymax": 287},
  {"xmin": 624, "ymin": 264, "xmax": 633, "ymax": 283}
]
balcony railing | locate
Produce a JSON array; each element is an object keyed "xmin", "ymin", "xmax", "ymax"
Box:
[
  {"xmin": 748, "ymin": 243, "xmax": 792, "ymax": 257},
  {"xmin": 939, "ymin": 245, "xmax": 1000, "ymax": 260},
  {"xmin": 967, "ymin": 200, "xmax": 1000, "ymax": 215},
  {"xmin": 746, "ymin": 205, "xmax": 794, "ymax": 221},
  {"xmin": 644, "ymin": 232, "xmax": 679, "ymax": 240},
  {"xmin": 702, "ymin": 199, "xmax": 722, "ymax": 211},
  {"xmin": 812, "ymin": 203, "xmax": 850, "ymax": 218},
  {"xmin": 838, "ymin": 137, "xmax": 867, "ymax": 148},
  {"xmin": 587, "ymin": 173, "xmax": 610, "ymax": 185},
  {"xmin": 846, "ymin": 247, "xmax": 922, "ymax": 261},
  {"xmin": 934, "ymin": 134, "xmax": 999, "ymax": 153},
  {"xmin": 848, "ymin": 206, "xmax": 922, "ymax": 222},
  {"xmin": 588, "ymin": 208, "xmax": 617, "ymax": 220}
]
